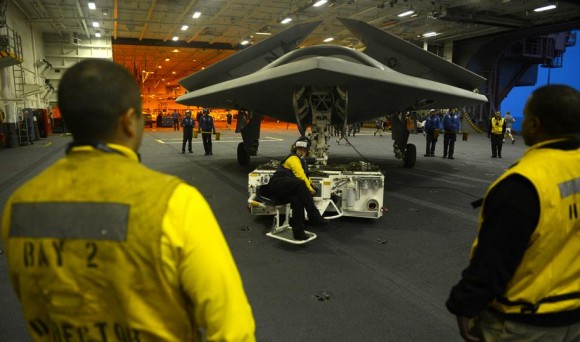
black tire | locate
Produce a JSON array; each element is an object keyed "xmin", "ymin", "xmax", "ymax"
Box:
[
  {"xmin": 403, "ymin": 143, "xmax": 416, "ymax": 168},
  {"xmin": 237, "ymin": 142, "xmax": 250, "ymax": 165}
]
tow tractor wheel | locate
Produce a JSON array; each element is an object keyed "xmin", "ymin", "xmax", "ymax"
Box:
[
  {"xmin": 237, "ymin": 142, "xmax": 250, "ymax": 165},
  {"xmin": 403, "ymin": 143, "xmax": 416, "ymax": 168}
]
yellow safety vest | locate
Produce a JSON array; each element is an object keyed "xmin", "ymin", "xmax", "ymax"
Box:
[
  {"xmin": 4, "ymin": 147, "xmax": 201, "ymax": 341},
  {"xmin": 491, "ymin": 117, "xmax": 505, "ymax": 135},
  {"xmin": 472, "ymin": 140, "xmax": 580, "ymax": 314}
]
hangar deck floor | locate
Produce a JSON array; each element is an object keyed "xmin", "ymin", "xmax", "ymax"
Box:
[{"xmin": 0, "ymin": 124, "xmax": 526, "ymax": 341}]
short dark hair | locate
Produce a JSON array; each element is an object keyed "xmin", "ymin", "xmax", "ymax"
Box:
[
  {"xmin": 58, "ymin": 59, "xmax": 141, "ymax": 141},
  {"xmin": 527, "ymin": 84, "xmax": 580, "ymax": 135}
]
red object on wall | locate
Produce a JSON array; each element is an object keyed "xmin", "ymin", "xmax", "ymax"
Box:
[{"xmin": 38, "ymin": 109, "xmax": 53, "ymax": 137}]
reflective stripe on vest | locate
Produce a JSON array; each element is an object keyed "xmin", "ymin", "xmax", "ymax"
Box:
[{"xmin": 11, "ymin": 203, "xmax": 129, "ymax": 240}]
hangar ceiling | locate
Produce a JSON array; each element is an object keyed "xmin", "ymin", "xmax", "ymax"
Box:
[{"xmin": 10, "ymin": 0, "xmax": 580, "ymax": 99}]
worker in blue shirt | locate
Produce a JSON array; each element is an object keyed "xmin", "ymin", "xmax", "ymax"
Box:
[
  {"xmin": 180, "ymin": 110, "xmax": 195, "ymax": 154},
  {"xmin": 172, "ymin": 110, "xmax": 179, "ymax": 131},
  {"xmin": 442, "ymin": 109, "xmax": 461, "ymax": 160},
  {"xmin": 424, "ymin": 109, "xmax": 442, "ymax": 157},
  {"xmin": 198, "ymin": 108, "xmax": 216, "ymax": 155}
]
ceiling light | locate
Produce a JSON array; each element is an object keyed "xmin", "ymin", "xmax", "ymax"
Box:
[
  {"xmin": 313, "ymin": 0, "xmax": 327, "ymax": 7},
  {"xmin": 255, "ymin": 32, "xmax": 272, "ymax": 35},
  {"xmin": 323, "ymin": 37, "xmax": 334, "ymax": 42},
  {"xmin": 241, "ymin": 39, "xmax": 250, "ymax": 45},
  {"xmin": 88, "ymin": 2, "xmax": 96, "ymax": 10},
  {"xmin": 398, "ymin": 10, "xmax": 415, "ymax": 17},
  {"xmin": 181, "ymin": 25, "xmax": 189, "ymax": 31},
  {"xmin": 172, "ymin": 49, "xmax": 180, "ymax": 53},
  {"xmin": 422, "ymin": 32, "xmax": 438, "ymax": 37},
  {"xmin": 92, "ymin": 21, "xmax": 99, "ymax": 28},
  {"xmin": 102, "ymin": 9, "xmax": 108, "ymax": 16},
  {"xmin": 172, "ymin": 36, "xmax": 179, "ymax": 41},
  {"xmin": 192, "ymin": 11, "xmax": 201, "ymax": 18},
  {"xmin": 280, "ymin": 17, "xmax": 293, "ymax": 24},
  {"xmin": 165, "ymin": 58, "xmax": 170, "ymax": 62},
  {"xmin": 533, "ymin": 4, "xmax": 557, "ymax": 12},
  {"xmin": 95, "ymin": 32, "xmax": 101, "ymax": 38}
]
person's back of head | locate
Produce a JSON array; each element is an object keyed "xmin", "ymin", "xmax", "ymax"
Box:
[
  {"xmin": 526, "ymin": 84, "xmax": 580, "ymax": 136},
  {"xmin": 58, "ymin": 59, "xmax": 141, "ymax": 143}
]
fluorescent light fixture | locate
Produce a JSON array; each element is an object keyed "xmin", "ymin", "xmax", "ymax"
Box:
[
  {"xmin": 313, "ymin": 0, "xmax": 327, "ymax": 7},
  {"xmin": 534, "ymin": 4, "xmax": 557, "ymax": 12},
  {"xmin": 241, "ymin": 39, "xmax": 250, "ymax": 45},
  {"xmin": 255, "ymin": 32, "xmax": 272, "ymax": 36},
  {"xmin": 280, "ymin": 17, "xmax": 293, "ymax": 24},
  {"xmin": 398, "ymin": 10, "xmax": 415, "ymax": 17},
  {"xmin": 88, "ymin": 2, "xmax": 96, "ymax": 10},
  {"xmin": 92, "ymin": 21, "xmax": 99, "ymax": 28},
  {"xmin": 192, "ymin": 11, "xmax": 201, "ymax": 18},
  {"xmin": 181, "ymin": 25, "xmax": 189, "ymax": 31},
  {"xmin": 172, "ymin": 36, "xmax": 179, "ymax": 41},
  {"xmin": 422, "ymin": 31, "xmax": 438, "ymax": 37},
  {"xmin": 95, "ymin": 32, "xmax": 101, "ymax": 38},
  {"xmin": 323, "ymin": 37, "xmax": 334, "ymax": 42}
]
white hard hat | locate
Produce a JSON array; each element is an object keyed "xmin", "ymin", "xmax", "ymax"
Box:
[{"xmin": 295, "ymin": 140, "xmax": 308, "ymax": 149}]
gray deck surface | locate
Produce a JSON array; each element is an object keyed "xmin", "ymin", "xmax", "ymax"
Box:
[{"xmin": 0, "ymin": 123, "xmax": 526, "ymax": 341}]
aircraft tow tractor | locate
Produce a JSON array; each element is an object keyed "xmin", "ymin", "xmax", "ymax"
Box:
[{"xmin": 248, "ymin": 160, "xmax": 385, "ymax": 244}]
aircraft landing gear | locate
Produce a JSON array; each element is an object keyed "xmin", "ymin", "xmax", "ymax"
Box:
[
  {"xmin": 292, "ymin": 86, "xmax": 347, "ymax": 166},
  {"xmin": 237, "ymin": 142, "xmax": 250, "ymax": 165},
  {"xmin": 403, "ymin": 143, "xmax": 416, "ymax": 168},
  {"xmin": 236, "ymin": 109, "xmax": 262, "ymax": 166},
  {"xmin": 390, "ymin": 111, "xmax": 415, "ymax": 169}
]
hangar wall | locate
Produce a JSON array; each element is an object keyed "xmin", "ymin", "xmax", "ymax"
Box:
[{"xmin": 0, "ymin": 3, "xmax": 112, "ymax": 147}]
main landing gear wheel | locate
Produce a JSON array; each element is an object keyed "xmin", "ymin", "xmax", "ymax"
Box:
[
  {"xmin": 403, "ymin": 143, "xmax": 416, "ymax": 168},
  {"xmin": 237, "ymin": 142, "xmax": 250, "ymax": 166}
]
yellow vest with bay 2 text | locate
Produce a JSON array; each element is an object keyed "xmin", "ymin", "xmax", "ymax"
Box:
[{"xmin": 4, "ymin": 148, "xmax": 198, "ymax": 341}]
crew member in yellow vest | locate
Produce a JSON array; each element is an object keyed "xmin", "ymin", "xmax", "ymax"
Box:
[
  {"xmin": 1, "ymin": 59, "xmax": 255, "ymax": 341},
  {"xmin": 446, "ymin": 84, "xmax": 580, "ymax": 342},
  {"xmin": 487, "ymin": 111, "xmax": 506, "ymax": 158}
]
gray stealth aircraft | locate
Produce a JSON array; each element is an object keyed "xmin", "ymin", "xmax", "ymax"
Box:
[{"xmin": 176, "ymin": 17, "xmax": 488, "ymax": 168}]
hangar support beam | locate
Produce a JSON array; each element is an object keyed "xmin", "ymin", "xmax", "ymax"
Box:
[{"xmin": 452, "ymin": 19, "xmax": 580, "ymax": 128}]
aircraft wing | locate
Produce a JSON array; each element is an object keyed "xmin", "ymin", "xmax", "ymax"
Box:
[
  {"xmin": 178, "ymin": 21, "xmax": 322, "ymax": 91},
  {"xmin": 176, "ymin": 45, "xmax": 488, "ymax": 122},
  {"xmin": 338, "ymin": 17, "xmax": 486, "ymax": 91}
]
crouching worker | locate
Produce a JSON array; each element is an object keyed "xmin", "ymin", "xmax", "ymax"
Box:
[{"xmin": 267, "ymin": 138, "xmax": 329, "ymax": 240}]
